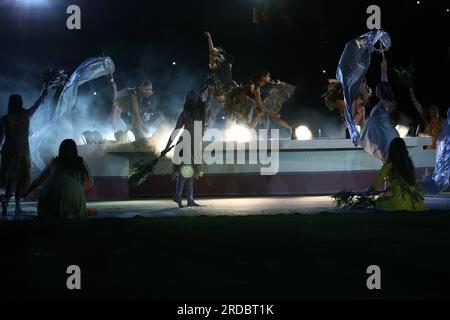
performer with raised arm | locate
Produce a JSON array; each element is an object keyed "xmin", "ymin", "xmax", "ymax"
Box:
[
  {"xmin": 224, "ymin": 70, "xmax": 297, "ymax": 139},
  {"xmin": 359, "ymin": 58, "xmax": 400, "ymax": 161},
  {"xmin": 203, "ymin": 31, "xmax": 238, "ymax": 128},
  {"xmin": 409, "ymin": 89, "xmax": 444, "ymax": 149},
  {"xmin": 0, "ymin": 87, "xmax": 48, "ymax": 216},
  {"xmin": 161, "ymin": 90, "xmax": 207, "ymax": 208},
  {"xmin": 110, "ymin": 79, "xmax": 154, "ymax": 140}
]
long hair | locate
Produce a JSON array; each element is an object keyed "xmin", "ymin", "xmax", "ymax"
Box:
[
  {"xmin": 55, "ymin": 139, "xmax": 84, "ymax": 172},
  {"xmin": 8, "ymin": 94, "xmax": 24, "ymax": 114},
  {"xmin": 387, "ymin": 138, "xmax": 416, "ymax": 186}
]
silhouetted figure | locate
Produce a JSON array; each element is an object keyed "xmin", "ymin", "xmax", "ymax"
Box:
[
  {"xmin": 23, "ymin": 139, "xmax": 94, "ymax": 219},
  {"xmin": 0, "ymin": 89, "xmax": 48, "ymax": 216}
]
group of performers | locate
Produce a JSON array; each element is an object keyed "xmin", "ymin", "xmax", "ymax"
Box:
[{"xmin": 0, "ymin": 30, "xmax": 448, "ymax": 216}]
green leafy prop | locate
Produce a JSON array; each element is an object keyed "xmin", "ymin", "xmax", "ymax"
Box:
[
  {"xmin": 331, "ymin": 190, "xmax": 381, "ymax": 209},
  {"xmin": 129, "ymin": 145, "xmax": 175, "ymax": 186},
  {"xmin": 394, "ymin": 61, "xmax": 415, "ymax": 88}
]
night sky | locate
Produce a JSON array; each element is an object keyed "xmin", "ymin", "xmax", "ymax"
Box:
[{"xmin": 0, "ymin": 0, "xmax": 448, "ymax": 130}]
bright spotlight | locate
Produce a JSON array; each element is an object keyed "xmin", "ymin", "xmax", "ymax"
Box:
[
  {"xmin": 127, "ymin": 130, "xmax": 136, "ymax": 142},
  {"xmin": 295, "ymin": 126, "xmax": 313, "ymax": 141},
  {"xmin": 224, "ymin": 125, "xmax": 252, "ymax": 142},
  {"xmin": 396, "ymin": 125, "xmax": 409, "ymax": 138}
]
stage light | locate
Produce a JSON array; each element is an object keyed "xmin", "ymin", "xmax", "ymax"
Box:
[
  {"xmin": 396, "ymin": 125, "xmax": 409, "ymax": 138},
  {"xmin": 295, "ymin": 126, "xmax": 313, "ymax": 141},
  {"xmin": 224, "ymin": 125, "xmax": 252, "ymax": 142},
  {"xmin": 127, "ymin": 130, "xmax": 136, "ymax": 142}
]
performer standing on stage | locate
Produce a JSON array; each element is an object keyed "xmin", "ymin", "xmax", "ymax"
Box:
[
  {"xmin": 322, "ymin": 78, "xmax": 372, "ymax": 136},
  {"xmin": 203, "ymin": 31, "xmax": 238, "ymax": 128},
  {"xmin": 161, "ymin": 90, "xmax": 207, "ymax": 208},
  {"xmin": 360, "ymin": 59, "xmax": 400, "ymax": 161},
  {"xmin": 0, "ymin": 87, "xmax": 48, "ymax": 216},
  {"xmin": 110, "ymin": 79, "xmax": 154, "ymax": 140},
  {"xmin": 409, "ymin": 89, "xmax": 445, "ymax": 149}
]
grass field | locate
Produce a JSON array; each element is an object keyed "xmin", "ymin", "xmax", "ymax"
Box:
[{"xmin": 1, "ymin": 211, "xmax": 450, "ymax": 300}]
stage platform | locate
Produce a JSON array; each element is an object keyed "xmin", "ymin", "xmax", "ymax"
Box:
[
  {"xmin": 77, "ymin": 137, "xmax": 437, "ymax": 200},
  {"xmin": 2, "ymin": 195, "xmax": 449, "ymax": 221}
]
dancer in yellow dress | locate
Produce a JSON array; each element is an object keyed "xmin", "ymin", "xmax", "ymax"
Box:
[{"xmin": 368, "ymin": 138, "xmax": 426, "ymax": 212}]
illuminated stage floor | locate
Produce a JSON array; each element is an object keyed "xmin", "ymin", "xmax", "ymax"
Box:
[{"xmin": 3, "ymin": 195, "xmax": 450, "ymax": 220}]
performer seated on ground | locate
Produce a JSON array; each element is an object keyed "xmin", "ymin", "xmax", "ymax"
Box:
[
  {"xmin": 23, "ymin": 139, "xmax": 94, "ymax": 219},
  {"xmin": 110, "ymin": 79, "xmax": 153, "ymax": 140},
  {"xmin": 202, "ymin": 31, "xmax": 238, "ymax": 128},
  {"xmin": 409, "ymin": 88, "xmax": 445, "ymax": 149},
  {"xmin": 322, "ymin": 78, "xmax": 371, "ymax": 137},
  {"xmin": 161, "ymin": 91, "xmax": 206, "ymax": 208},
  {"xmin": 0, "ymin": 89, "xmax": 48, "ymax": 216},
  {"xmin": 366, "ymin": 138, "xmax": 425, "ymax": 212},
  {"xmin": 224, "ymin": 70, "xmax": 297, "ymax": 139},
  {"xmin": 360, "ymin": 60, "xmax": 400, "ymax": 161}
]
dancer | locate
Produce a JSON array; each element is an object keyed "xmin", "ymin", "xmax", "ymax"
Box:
[
  {"xmin": 409, "ymin": 89, "xmax": 445, "ymax": 149},
  {"xmin": 322, "ymin": 78, "xmax": 372, "ymax": 136},
  {"xmin": 366, "ymin": 138, "xmax": 425, "ymax": 212},
  {"xmin": 224, "ymin": 70, "xmax": 297, "ymax": 139},
  {"xmin": 23, "ymin": 139, "xmax": 94, "ymax": 219},
  {"xmin": 203, "ymin": 31, "xmax": 238, "ymax": 128},
  {"xmin": 0, "ymin": 88, "xmax": 48, "ymax": 216},
  {"xmin": 359, "ymin": 59, "xmax": 399, "ymax": 161},
  {"xmin": 420, "ymin": 107, "xmax": 450, "ymax": 193},
  {"xmin": 161, "ymin": 91, "xmax": 207, "ymax": 208},
  {"xmin": 110, "ymin": 79, "xmax": 153, "ymax": 140}
]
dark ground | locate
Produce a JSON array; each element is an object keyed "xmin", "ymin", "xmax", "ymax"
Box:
[{"xmin": 1, "ymin": 211, "xmax": 450, "ymax": 300}]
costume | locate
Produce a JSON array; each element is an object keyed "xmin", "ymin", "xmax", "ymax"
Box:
[
  {"xmin": 373, "ymin": 162, "xmax": 425, "ymax": 211},
  {"xmin": 360, "ymin": 102, "xmax": 399, "ymax": 161},
  {"xmin": 36, "ymin": 158, "xmax": 93, "ymax": 218}
]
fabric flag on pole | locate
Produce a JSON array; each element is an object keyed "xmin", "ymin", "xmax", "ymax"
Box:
[
  {"xmin": 30, "ymin": 56, "xmax": 115, "ymax": 171},
  {"xmin": 432, "ymin": 112, "xmax": 450, "ymax": 191},
  {"xmin": 336, "ymin": 30, "xmax": 392, "ymax": 146}
]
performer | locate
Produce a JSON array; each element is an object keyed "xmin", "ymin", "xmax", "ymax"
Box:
[
  {"xmin": 322, "ymin": 78, "xmax": 372, "ymax": 136},
  {"xmin": 0, "ymin": 88, "xmax": 48, "ymax": 216},
  {"xmin": 161, "ymin": 91, "xmax": 207, "ymax": 208},
  {"xmin": 366, "ymin": 138, "xmax": 425, "ymax": 212},
  {"xmin": 409, "ymin": 89, "xmax": 445, "ymax": 149},
  {"xmin": 23, "ymin": 139, "xmax": 94, "ymax": 219},
  {"xmin": 224, "ymin": 70, "xmax": 297, "ymax": 139},
  {"xmin": 110, "ymin": 79, "xmax": 154, "ymax": 140},
  {"xmin": 256, "ymin": 80, "xmax": 297, "ymax": 137},
  {"xmin": 203, "ymin": 31, "xmax": 238, "ymax": 128},
  {"xmin": 359, "ymin": 59, "xmax": 400, "ymax": 161}
]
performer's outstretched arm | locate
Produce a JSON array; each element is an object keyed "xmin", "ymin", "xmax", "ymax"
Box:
[
  {"xmin": 204, "ymin": 32, "xmax": 217, "ymax": 70},
  {"xmin": 381, "ymin": 59, "xmax": 389, "ymax": 82},
  {"xmin": 28, "ymin": 88, "xmax": 48, "ymax": 117},
  {"xmin": 161, "ymin": 113, "xmax": 185, "ymax": 156},
  {"xmin": 23, "ymin": 165, "xmax": 52, "ymax": 197},
  {"xmin": 410, "ymin": 88, "xmax": 427, "ymax": 122}
]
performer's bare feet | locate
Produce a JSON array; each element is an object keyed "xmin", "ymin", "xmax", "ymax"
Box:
[
  {"xmin": 173, "ymin": 198, "xmax": 184, "ymax": 209},
  {"xmin": 187, "ymin": 201, "xmax": 201, "ymax": 207}
]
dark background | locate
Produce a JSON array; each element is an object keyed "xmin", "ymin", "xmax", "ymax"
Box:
[{"xmin": 0, "ymin": 0, "xmax": 448, "ymax": 133}]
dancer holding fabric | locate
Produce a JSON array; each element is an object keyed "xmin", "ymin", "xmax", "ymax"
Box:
[{"xmin": 359, "ymin": 59, "xmax": 399, "ymax": 161}]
